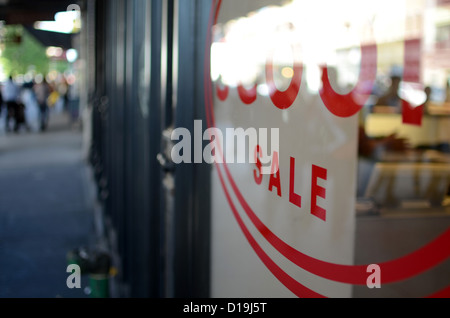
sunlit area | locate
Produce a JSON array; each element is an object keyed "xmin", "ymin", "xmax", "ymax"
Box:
[
  {"xmin": 211, "ymin": 0, "xmax": 450, "ymax": 104},
  {"xmin": 34, "ymin": 10, "xmax": 81, "ymax": 34}
]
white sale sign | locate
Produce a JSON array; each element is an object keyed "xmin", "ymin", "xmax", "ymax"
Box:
[{"xmin": 208, "ymin": 0, "xmax": 364, "ymax": 298}]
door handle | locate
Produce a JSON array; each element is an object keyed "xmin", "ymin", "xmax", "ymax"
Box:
[
  {"xmin": 157, "ymin": 152, "xmax": 175, "ymax": 173},
  {"xmin": 158, "ymin": 127, "xmax": 176, "ymax": 172}
]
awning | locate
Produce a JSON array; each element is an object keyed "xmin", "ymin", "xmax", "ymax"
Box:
[
  {"xmin": 0, "ymin": 0, "xmax": 75, "ymax": 25},
  {"xmin": 24, "ymin": 26, "xmax": 73, "ymax": 50},
  {"xmin": 0, "ymin": 0, "xmax": 79, "ymax": 49}
]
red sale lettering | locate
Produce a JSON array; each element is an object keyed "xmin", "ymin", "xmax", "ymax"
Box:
[
  {"xmin": 266, "ymin": 53, "xmax": 303, "ymax": 110},
  {"xmin": 253, "ymin": 145, "xmax": 263, "ymax": 185},
  {"xmin": 215, "ymin": 39, "xmax": 424, "ymax": 128},
  {"xmin": 319, "ymin": 44, "xmax": 377, "ymax": 118},
  {"xmin": 311, "ymin": 164, "xmax": 327, "ymax": 222},
  {"xmin": 253, "ymin": 147, "xmax": 327, "ymax": 219},
  {"xmin": 268, "ymin": 151, "xmax": 282, "ymax": 197},
  {"xmin": 216, "ymin": 79, "xmax": 229, "ymax": 101},
  {"xmin": 238, "ymin": 83, "xmax": 258, "ymax": 105},
  {"xmin": 289, "ymin": 157, "xmax": 302, "ymax": 209}
]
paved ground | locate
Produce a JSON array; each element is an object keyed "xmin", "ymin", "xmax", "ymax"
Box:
[{"xmin": 0, "ymin": 112, "xmax": 94, "ymax": 298}]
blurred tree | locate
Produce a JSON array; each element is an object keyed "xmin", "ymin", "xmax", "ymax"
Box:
[{"xmin": 0, "ymin": 25, "xmax": 50, "ymax": 76}]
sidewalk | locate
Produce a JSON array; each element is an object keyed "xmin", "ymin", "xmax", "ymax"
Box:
[{"xmin": 0, "ymin": 111, "xmax": 94, "ymax": 298}]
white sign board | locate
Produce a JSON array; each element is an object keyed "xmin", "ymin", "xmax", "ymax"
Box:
[
  {"xmin": 208, "ymin": 0, "xmax": 367, "ymax": 298},
  {"xmin": 204, "ymin": 0, "xmax": 450, "ymax": 299}
]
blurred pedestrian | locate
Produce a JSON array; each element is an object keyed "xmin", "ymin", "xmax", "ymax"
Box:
[
  {"xmin": 375, "ymin": 75, "xmax": 402, "ymax": 112},
  {"xmin": 20, "ymin": 80, "xmax": 40, "ymax": 132},
  {"xmin": 2, "ymin": 75, "xmax": 20, "ymax": 132},
  {"xmin": 34, "ymin": 76, "xmax": 51, "ymax": 132}
]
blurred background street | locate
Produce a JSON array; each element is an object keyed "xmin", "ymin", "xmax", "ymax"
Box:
[{"xmin": 0, "ymin": 112, "xmax": 92, "ymax": 298}]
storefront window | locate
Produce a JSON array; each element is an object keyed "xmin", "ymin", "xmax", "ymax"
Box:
[{"xmin": 209, "ymin": 0, "xmax": 450, "ymax": 298}]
